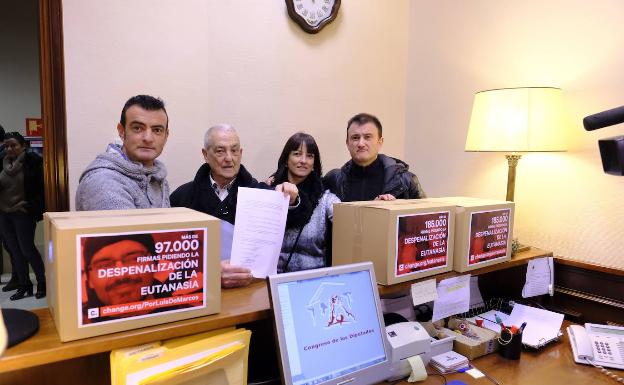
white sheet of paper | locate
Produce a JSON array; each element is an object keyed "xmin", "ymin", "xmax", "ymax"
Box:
[
  {"xmin": 411, "ymin": 279, "xmax": 438, "ymax": 306},
  {"xmin": 466, "ymin": 368, "xmax": 485, "ymax": 379},
  {"xmin": 229, "ymin": 187, "xmax": 289, "ymax": 278},
  {"xmin": 220, "ymin": 221, "xmax": 234, "ymax": 261},
  {"xmin": 125, "ymin": 342, "xmax": 239, "ymax": 385},
  {"xmin": 407, "ymin": 355, "xmax": 427, "ymax": 382},
  {"xmin": 465, "ymin": 309, "xmax": 509, "ymax": 333},
  {"xmin": 432, "ymin": 275, "xmax": 471, "ymax": 321},
  {"xmin": 522, "ymin": 257, "xmax": 554, "ymax": 298},
  {"xmin": 469, "ymin": 276, "xmax": 485, "ymax": 309},
  {"xmin": 505, "ymin": 304, "xmax": 564, "ymax": 347},
  {"xmin": 381, "ymin": 295, "xmax": 416, "ymax": 321}
]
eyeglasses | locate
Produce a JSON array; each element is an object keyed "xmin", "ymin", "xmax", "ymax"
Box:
[{"xmin": 89, "ymin": 253, "xmax": 150, "ymax": 271}]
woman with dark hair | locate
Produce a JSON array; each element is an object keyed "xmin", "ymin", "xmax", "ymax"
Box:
[
  {"xmin": 268, "ymin": 132, "xmax": 340, "ymax": 273},
  {"xmin": 0, "ymin": 132, "xmax": 46, "ymax": 300}
]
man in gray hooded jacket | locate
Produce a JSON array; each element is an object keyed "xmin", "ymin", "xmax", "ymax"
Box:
[{"xmin": 76, "ymin": 95, "xmax": 171, "ymax": 211}]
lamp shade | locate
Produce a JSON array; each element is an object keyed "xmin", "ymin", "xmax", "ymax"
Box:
[{"xmin": 465, "ymin": 87, "xmax": 566, "ymax": 152}]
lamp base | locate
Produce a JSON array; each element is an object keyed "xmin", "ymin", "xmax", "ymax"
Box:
[{"xmin": 506, "ymin": 154, "xmax": 522, "ymax": 202}]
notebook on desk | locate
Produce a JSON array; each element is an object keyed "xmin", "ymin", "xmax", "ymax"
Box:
[
  {"xmin": 505, "ymin": 304, "xmax": 564, "ymax": 349},
  {"xmin": 467, "ymin": 304, "xmax": 564, "ymax": 349}
]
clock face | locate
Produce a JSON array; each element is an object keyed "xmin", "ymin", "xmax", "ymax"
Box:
[
  {"xmin": 294, "ymin": 0, "xmax": 335, "ymax": 27},
  {"xmin": 286, "ymin": 0, "xmax": 341, "ymax": 34}
]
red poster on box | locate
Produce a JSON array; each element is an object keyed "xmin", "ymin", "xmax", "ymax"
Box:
[
  {"xmin": 77, "ymin": 228, "xmax": 206, "ymax": 326},
  {"xmin": 395, "ymin": 211, "xmax": 450, "ymax": 277},
  {"xmin": 468, "ymin": 209, "xmax": 511, "ymax": 266}
]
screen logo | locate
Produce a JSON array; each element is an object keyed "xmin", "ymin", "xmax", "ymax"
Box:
[{"xmin": 306, "ymin": 282, "xmax": 356, "ymax": 328}]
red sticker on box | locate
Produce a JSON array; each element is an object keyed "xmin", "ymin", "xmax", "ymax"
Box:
[
  {"xmin": 467, "ymin": 209, "xmax": 511, "ymax": 266},
  {"xmin": 77, "ymin": 228, "xmax": 207, "ymax": 327},
  {"xmin": 395, "ymin": 211, "xmax": 450, "ymax": 277}
]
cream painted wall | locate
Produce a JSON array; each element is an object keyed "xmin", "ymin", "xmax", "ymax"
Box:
[
  {"xmin": 0, "ymin": 0, "xmax": 41, "ymax": 135},
  {"xmin": 406, "ymin": 0, "xmax": 624, "ymax": 268},
  {"xmin": 63, "ymin": 0, "xmax": 622, "ymax": 268},
  {"xmin": 63, "ymin": 0, "xmax": 409, "ymax": 207}
]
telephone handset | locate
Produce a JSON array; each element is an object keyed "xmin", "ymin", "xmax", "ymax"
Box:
[{"xmin": 567, "ymin": 323, "xmax": 624, "ymax": 370}]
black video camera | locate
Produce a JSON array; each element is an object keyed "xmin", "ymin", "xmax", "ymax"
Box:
[{"xmin": 583, "ymin": 105, "xmax": 624, "ymax": 175}]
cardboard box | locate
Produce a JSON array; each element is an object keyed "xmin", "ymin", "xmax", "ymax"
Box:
[
  {"xmin": 445, "ymin": 318, "xmax": 499, "ymax": 359},
  {"xmin": 332, "ymin": 200, "xmax": 455, "ymax": 285},
  {"xmin": 44, "ymin": 208, "xmax": 221, "ymax": 342},
  {"xmin": 421, "ymin": 197, "xmax": 514, "ymax": 272}
]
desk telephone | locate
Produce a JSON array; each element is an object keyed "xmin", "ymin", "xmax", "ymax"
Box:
[{"xmin": 567, "ymin": 323, "xmax": 624, "ymax": 372}]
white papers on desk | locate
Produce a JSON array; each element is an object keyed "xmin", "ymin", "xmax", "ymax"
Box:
[
  {"xmin": 505, "ymin": 304, "xmax": 564, "ymax": 348},
  {"xmin": 220, "ymin": 221, "xmax": 234, "ymax": 261},
  {"xmin": 465, "ymin": 309, "xmax": 509, "ymax": 333},
  {"xmin": 229, "ymin": 187, "xmax": 288, "ymax": 278},
  {"xmin": 410, "ymin": 279, "xmax": 437, "ymax": 306},
  {"xmin": 469, "ymin": 276, "xmax": 485, "ymax": 309},
  {"xmin": 522, "ymin": 257, "xmax": 554, "ymax": 298},
  {"xmin": 432, "ymin": 275, "xmax": 470, "ymax": 322},
  {"xmin": 381, "ymin": 295, "xmax": 416, "ymax": 321}
]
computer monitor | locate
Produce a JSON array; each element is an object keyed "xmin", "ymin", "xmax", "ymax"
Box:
[{"xmin": 268, "ymin": 262, "xmax": 391, "ymax": 385}]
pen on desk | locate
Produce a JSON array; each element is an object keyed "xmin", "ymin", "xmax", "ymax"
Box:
[
  {"xmin": 519, "ymin": 322, "xmax": 527, "ymax": 333},
  {"xmin": 494, "ymin": 314, "xmax": 508, "ymax": 332}
]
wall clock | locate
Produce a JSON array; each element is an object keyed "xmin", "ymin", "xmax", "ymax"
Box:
[{"xmin": 285, "ymin": 0, "xmax": 341, "ymax": 34}]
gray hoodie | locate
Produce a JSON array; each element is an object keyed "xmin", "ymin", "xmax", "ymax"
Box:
[{"xmin": 75, "ymin": 144, "xmax": 170, "ymax": 211}]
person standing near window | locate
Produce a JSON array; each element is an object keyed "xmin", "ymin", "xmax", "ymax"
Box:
[
  {"xmin": 0, "ymin": 124, "xmax": 18, "ymax": 291},
  {"xmin": 0, "ymin": 132, "xmax": 46, "ymax": 300}
]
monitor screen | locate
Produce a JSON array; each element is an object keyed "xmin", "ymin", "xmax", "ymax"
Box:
[{"xmin": 268, "ymin": 262, "xmax": 390, "ymax": 385}]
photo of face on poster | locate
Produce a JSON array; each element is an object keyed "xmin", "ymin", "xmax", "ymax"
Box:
[
  {"xmin": 396, "ymin": 212, "xmax": 450, "ymax": 277},
  {"xmin": 79, "ymin": 229, "xmax": 206, "ymax": 326}
]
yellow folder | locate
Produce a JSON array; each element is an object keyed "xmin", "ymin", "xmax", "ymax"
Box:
[
  {"xmin": 0, "ymin": 307, "xmax": 7, "ymax": 356},
  {"xmin": 111, "ymin": 327, "xmax": 250, "ymax": 385}
]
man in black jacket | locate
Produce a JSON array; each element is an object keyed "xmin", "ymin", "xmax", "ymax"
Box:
[
  {"xmin": 323, "ymin": 113, "xmax": 426, "ymax": 202},
  {"xmin": 171, "ymin": 124, "xmax": 257, "ymax": 226},
  {"xmin": 170, "ymin": 124, "xmax": 298, "ymax": 288}
]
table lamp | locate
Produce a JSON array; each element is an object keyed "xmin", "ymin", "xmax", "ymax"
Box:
[{"xmin": 465, "ymin": 87, "xmax": 566, "ymax": 201}]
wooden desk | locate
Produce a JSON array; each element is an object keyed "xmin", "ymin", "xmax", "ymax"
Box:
[
  {"xmin": 410, "ymin": 321, "xmax": 623, "ymax": 385},
  {"xmin": 0, "ymin": 281, "xmax": 270, "ymax": 374},
  {"xmin": 379, "ymin": 247, "xmax": 552, "ymax": 297},
  {"xmin": 0, "ymin": 247, "xmax": 600, "ymax": 385},
  {"xmin": 0, "ymin": 248, "xmax": 548, "ymax": 373}
]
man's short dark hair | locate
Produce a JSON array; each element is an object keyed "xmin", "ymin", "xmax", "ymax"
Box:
[
  {"xmin": 0, "ymin": 124, "xmax": 5, "ymax": 142},
  {"xmin": 120, "ymin": 95, "xmax": 168, "ymax": 128},
  {"xmin": 347, "ymin": 113, "xmax": 383, "ymax": 137}
]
